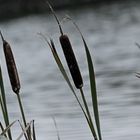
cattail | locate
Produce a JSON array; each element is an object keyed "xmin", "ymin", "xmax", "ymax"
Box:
[
  {"xmin": 47, "ymin": 2, "xmax": 83, "ymax": 89},
  {"xmin": 59, "ymin": 35, "xmax": 83, "ymax": 89},
  {"xmin": 0, "ymin": 31, "xmax": 20, "ymax": 94}
]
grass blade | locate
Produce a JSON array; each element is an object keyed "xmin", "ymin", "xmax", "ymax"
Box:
[
  {"xmin": 17, "ymin": 121, "xmax": 28, "ymax": 140},
  {"xmin": 0, "ymin": 94, "xmax": 6, "ymax": 121},
  {"xmin": 39, "ymin": 34, "xmax": 93, "ymax": 133},
  {"xmin": 16, "ymin": 121, "xmax": 33, "ymax": 140},
  {"xmin": 49, "ymin": 39, "xmax": 97, "ymax": 137},
  {"xmin": 0, "ymin": 122, "xmax": 7, "ymax": 138},
  {"xmin": 1, "ymin": 120, "xmax": 17, "ymax": 136},
  {"xmin": 32, "ymin": 120, "xmax": 36, "ymax": 140},
  {"xmin": 135, "ymin": 42, "xmax": 140, "ymax": 49},
  {"xmin": 83, "ymin": 37, "xmax": 102, "ymax": 140},
  {"xmin": 39, "ymin": 33, "xmax": 76, "ymax": 93},
  {"xmin": 52, "ymin": 117, "xmax": 60, "ymax": 140},
  {"xmin": 64, "ymin": 17, "xmax": 102, "ymax": 140},
  {"xmin": 0, "ymin": 66, "xmax": 12, "ymax": 140},
  {"xmin": 80, "ymin": 88, "xmax": 97, "ymax": 139},
  {"xmin": 0, "ymin": 122, "xmax": 4, "ymax": 132}
]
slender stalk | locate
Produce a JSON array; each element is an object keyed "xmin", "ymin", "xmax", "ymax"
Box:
[
  {"xmin": 16, "ymin": 121, "xmax": 33, "ymax": 140},
  {"xmin": 40, "ymin": 36, "xmax": 88, "ymax": 121},
  {"xmin": 18, "ymin": 120, "xmax": 28, "ymax": 140},
  {"xmin": 17, "ymin": 94, "xmax": 32, "ymax": 140},
  {"xmin": 32, "ymin": 120, "xmax": 36, "ymax": 140},
  {"xmin": 46, "ymin": 1, "xmax": 63, "ymax": 35},
  {"xmin": 0, "ymin": 66, "xmax": 12, "ymax": 140},
  {"xmin": 16, "ymin": 93, "xmax": 27, "ymax": 128},
  {"xmin": 80, "ymin": 88, "xmax": 98, "ymax": 140},
  {"xmin": 17, "ymin": 93, "xmax": 31, "ymax": 140},
  {"xmin": 44, "ymin": 37, "xmax": 97, "ymax": 138},
  {"xmin": 0, "ymin": 121, "xmax": 7, "ymax": 138},
  {"xmin": 65, "ymin": 17, "xmax": 102, "ymax": 140},
  {"xmin": 0, "ymin": 95, "xmax": 7, "ymax": 124}
]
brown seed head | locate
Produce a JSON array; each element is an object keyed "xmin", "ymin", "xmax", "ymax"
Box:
[
  {"xmin": 0, "ymin": 31, "xmax": 20, "ymax": 94},
  {"xmin": 59, "ymin": 34, "xmax": 83, "ymax": 89}
]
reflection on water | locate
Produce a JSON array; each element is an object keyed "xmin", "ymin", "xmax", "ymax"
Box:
[{"xmin": 1, "ymin": 1, "xmax": 140, "ymax": 140}]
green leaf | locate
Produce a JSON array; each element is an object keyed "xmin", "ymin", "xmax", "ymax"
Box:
[
  {"xmin": 39, "ymin": 35, "xmax": 95, "ymax": 132},
  {"xmin": 0, "ymin": 122, "xmax": 7, "ymax": 138},
  {"xmin": 65, "ymin": 17, "xmax": 102, "ymax": 140},
  {"xmin": 39, "ymin": 33, "xmax": 97, "ymax": 138},
  {"xmin": 17, "ymin": 120, "xmax": 28, "ymax": 140},
  {"xmin": 50, "ymin": 39, "xmax": 100, "ymax": 139},
  {"xmin": 16, "ymin": 121, "xmax": 33, "ymax": 140},
  {"xmin": 1, "ymin": 120, "xmax": 17, "ymax": 136},
  {"xmin": 52, "ymin": 117, "xmax": 60, "ymax": 140},
  {"xmin": 0, "ymin": 94, "xmax": 6, "ymax": 118},
  {"xmin": 32, "ymin": 120, "xmax": 36, "ymax": 140},
  {"xmin": 82, "ymin": 37, "xmax": 102, "ymax": 140},
  {"xmin": 0, "ymin": 66, "xmax": 12, "ymax": 140}
]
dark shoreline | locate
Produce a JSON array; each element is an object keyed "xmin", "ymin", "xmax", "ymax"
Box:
[{"xmin": 0, "ymin": 0, "xmax": 138, "ymax": 22}]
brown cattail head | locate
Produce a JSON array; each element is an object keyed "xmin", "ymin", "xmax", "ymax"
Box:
[
  {"xmin": 0, "ymin": 31, "xmax": 20, "ymax": 94},
  {"xmin": 59, "ymin": 34, "xmax": 83, "ymax": 89}
]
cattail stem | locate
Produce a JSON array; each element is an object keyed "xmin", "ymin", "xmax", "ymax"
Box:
[
  {"xmin": 32, "ymin": 120, "xmax": 36, "ymax": 140},
  {"xmin": 0, "ymin": 31, "xmax": 5, "ymax": 42},
  {"xmin": 46, "ymin": 1, "xmax": 63, "ymax": 35},
  {"xmin": 17, "ymin": 94, "xmax": 32, "ymax": 140},
  {"xmin": 80, "ymin": 88, "xmax": 98, "ymax": 140},
  {"xmin": 17, "ymin": 93, "xmax": 27, "ymax": 128},
  {"xmin": 17, "ymin": 93, "xmax": 31, "ymax": 140}
]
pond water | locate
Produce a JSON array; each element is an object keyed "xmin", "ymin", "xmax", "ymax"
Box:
[{"xmin": 1, "ymin": 1, "xmax": 140, "ymax": 140}]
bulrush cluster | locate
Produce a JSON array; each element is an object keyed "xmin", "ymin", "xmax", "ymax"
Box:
[{"xmin": 0, "ymin": 31, "xmax": 20, "ymax": 94}]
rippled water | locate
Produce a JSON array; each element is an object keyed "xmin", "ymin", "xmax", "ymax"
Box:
[{"xmin": 1, "ymin": 1, "xmax": 140, "ymax": 140}]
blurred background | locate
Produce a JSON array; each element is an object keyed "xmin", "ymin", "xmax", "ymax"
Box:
[{"xmin": 1, "ymin": 0, "xmax": 140, "ymax": 140}]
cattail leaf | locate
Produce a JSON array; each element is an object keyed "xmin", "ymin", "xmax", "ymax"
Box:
[
  {"xmin": 0, "ymin": 65, "xmax": 12, "ymax": 140},
  {"xmin": 32, "ymin": 120, "xmax": 36, "ymax": 140},
  {"xmin": 50, "ymin": 39, "xmax": 74, "ymax": 92},
  {"xmin": 16, "ymin": 121, "xmax": 33, "ymax": 140},
  {"xmin": 0, "ymin": 94, "xmax": 7, "ymax": 125},
  {"xmin": 52, "ymin": 117, "xmax": 60, "ymax": 140},
  {"xmin": 135, "ymin": 42, "xmax": 140, "ymax": 49},
  {"xmin": 38, "ymin": 33, "xmax": 74, "ymax": 93},
  {"xmin": 0, "ymin": 122, "xmax": 4, "ymax": 132},
  {"xmin": 46, "ymin": 1, "xmax": 63, "ymax": 35},
  {"xmin": 0, "ymin": 122, "xmax": 7, "ymax": 138},
  {"xmin": 49, "ymin": 40, "xmax": 95, "ymax": 134},
  {"xmin": 0, "ymin": 66, "xmax": 8, "ymax": 121},
  {"xmin": 64, "ymin": 17, "xmax": 102, "ymax": 140},
  {"xmin": 17, "ymin": 121, "xmax": 28, "ymax": 140},
  {"xmin": 39, "ymin": 34, "xmax": 92, "ymax": 130},
  {"xmin": 82, "ymin": 37, "xmax": 102, "ymax": 140},
  {"xmin": 39, "ymin": 33, "xmax": 76, "ymax": 94},
  {"xmin": 1, "ymin": 120, "xmax": 17, "ymax": 136}
]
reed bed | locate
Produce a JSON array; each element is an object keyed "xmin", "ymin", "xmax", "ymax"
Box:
[{"xmin": 0, "ymin": 2, "xmax": 102, "ymax": 140}]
